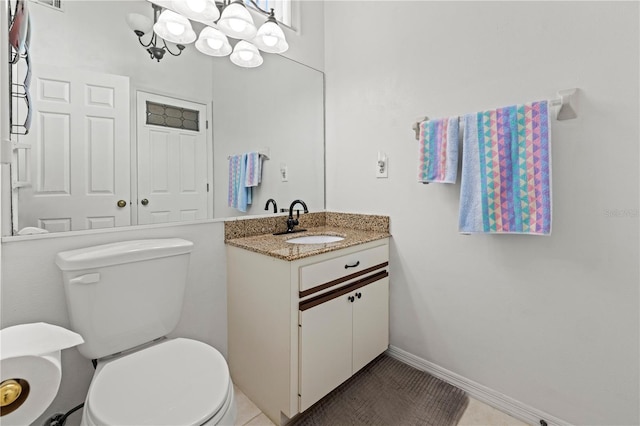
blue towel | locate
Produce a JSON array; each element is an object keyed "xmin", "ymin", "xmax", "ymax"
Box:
[
  {"xmin": 418, "ymin": 117, "xmax": 459, "ymax": 183},
  {"xmin": 237, "ymin": 154, "xmax": 252, "ymax": 212}
]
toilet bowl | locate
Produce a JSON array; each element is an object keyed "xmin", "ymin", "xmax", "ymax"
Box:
[
  {"xmin": 82, "ymin": 339, "xmax": 236, "ymax": 426},
  {"xmin": 55, "ymin": 239, "xmax": 235, "ymax": 426}
]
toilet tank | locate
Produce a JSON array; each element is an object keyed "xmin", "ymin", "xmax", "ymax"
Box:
[{"xmin": 55, "ymin": 239, "xmax": 194, "ymax": 360}]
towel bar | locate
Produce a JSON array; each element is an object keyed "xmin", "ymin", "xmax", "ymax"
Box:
[
  {"xmin": 412, "ymin": 116, "xmax": 428, "ymax": 140},
  {"xmin": 413, "ymin": 88, "xmax": 578, "ymax": 139},
  {"xmin": 548, "ymin": 88, "xmax": 578, "ymax": 120},
  {"xmin": 227, "ymin": 149, "xmax": 270, "ymax": 160}
]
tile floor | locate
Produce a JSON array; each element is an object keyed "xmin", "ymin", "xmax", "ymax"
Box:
[
  {"xmin": 458, "ymin": 398, "xmax": 530, "ymax": 426},
  {"xmin": 233, "ymin": 384, "xmax": 530, "ymax": 426}
]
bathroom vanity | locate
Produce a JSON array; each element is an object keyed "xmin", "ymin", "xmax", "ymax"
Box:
[{"xmin": 225, "ymin": 213, "xmax": 390, "ymax": 425}]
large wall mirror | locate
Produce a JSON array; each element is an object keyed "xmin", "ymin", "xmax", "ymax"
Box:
[{"xmin": 6, "ymin": 0, "xmax": 324, "ymax": 236}]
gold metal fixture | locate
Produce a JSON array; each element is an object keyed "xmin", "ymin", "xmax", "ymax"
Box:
[
  {"xmin": 0, "ymin": 378, "xmax": 29, "ymax": 417},
  {"xmin": 117, "ymin": 200, "xmax": 127, "ymax": 208},
  {"xmin": 0, "ymin": 380, "xmax": 22, "ymax": 407}
]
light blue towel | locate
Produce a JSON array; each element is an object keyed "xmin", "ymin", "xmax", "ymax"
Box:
[
  {"xmin": 237, "ymin": 154, "xmax": 252, "ymax": 212},
  {"xmin": 459, "ymin": 115, "xmax": 483, "ymax": 232}
]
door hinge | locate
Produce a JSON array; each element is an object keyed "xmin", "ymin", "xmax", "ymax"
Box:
[
  {"xmin": 206, "ymin": 120, "xmax": 209, "ymax": 129},
  {"xmin": 206, "ymin": 183, "xmax": 210, "ymax": 192}
]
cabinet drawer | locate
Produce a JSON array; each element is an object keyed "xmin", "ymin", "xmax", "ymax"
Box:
[{"xmin": 299, "ymin": 244, "xmax": 388, "ymax": 294}]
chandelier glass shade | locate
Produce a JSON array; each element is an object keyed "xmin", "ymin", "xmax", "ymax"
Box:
[
  {"xmin": 127, "ymin": 0, "xmax": 289, "ymax": 67},
  {"xmin": 230, "ymin": 40, "xmax": 263, "ymax": 67},
  {"xmin": 195, "ymin": 26, "xmax": 232, "ymax": 56},
  {"xmin": 153, "ymin": 10, "xmax": 197, "ymax": 44},
  {"xmin": 252, "ymin": 14, "xmax": 288, "ymax": 53},
  {"xmin": 217, "ymin": 1, "xmax": 257, "ymax": 40},
  {"xmin": 126, "ymin": 13, "xmax": 153, "ymax": 35},
  {"xmin": 171, "ymin": 0, "xmax": 220, "ymax": 22}
]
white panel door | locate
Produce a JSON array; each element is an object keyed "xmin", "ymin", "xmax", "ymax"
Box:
[
  {"xmin": 352, "ymin": 278, "xmax": 390, "ymax": 373},
  {"xmin": 17, "ymin": 65, "xmax": 130, "ymax": 232},
  {"xmin": 299, "ymin": 295, "xmax": 353, "ymax": 412},
  {"xmin": 136, "ymin": 92, "xmax": 209, "ymax": 225}
]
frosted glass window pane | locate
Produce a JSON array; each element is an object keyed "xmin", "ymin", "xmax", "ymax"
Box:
[{"xmin": 145, "ymin": 101, "xmax": 199, "ymax": 131}]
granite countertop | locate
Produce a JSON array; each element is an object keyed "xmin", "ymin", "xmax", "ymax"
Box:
[{"xmin": 225, "ymin": 226, "xmax": 391, "ymax": 261}]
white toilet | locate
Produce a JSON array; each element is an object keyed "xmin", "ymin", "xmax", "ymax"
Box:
[{"xmin": 55, "ymin": 239, "xmax": 236, "ymax": 426}]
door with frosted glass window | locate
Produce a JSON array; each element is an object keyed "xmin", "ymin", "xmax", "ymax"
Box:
[{"xmin": 136, "ymin": 91, "xmax": 210, "ymax": 225}]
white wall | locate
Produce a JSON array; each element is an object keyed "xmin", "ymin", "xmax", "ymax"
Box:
[
  {"xmin": 27, "ymin": 0, "xmax": 215, "ymax": 101},
  {"xmin": 280, "ymin": 0, "xmax": 325, "ymax": 71},
  {"xmin": 211, "ymin": 0, "xmax": 326, "ymax": 218},
  {"xmin": 324, "ymin": 1, "xmax": 639, "ymax": 425},
  {"xmin": 212, "ymin": 55, "xmax": 325, "ymax": 218}
]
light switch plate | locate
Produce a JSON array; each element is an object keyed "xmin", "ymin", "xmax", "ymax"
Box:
[{"xmin": 280, "ymin": 164, "xmax": 288, "ymax": 182}]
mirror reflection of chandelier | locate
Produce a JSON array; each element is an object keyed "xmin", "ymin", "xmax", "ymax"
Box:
[{"xmin": 126, "ymin": 0, "xmax": 288, "ymax": 68}]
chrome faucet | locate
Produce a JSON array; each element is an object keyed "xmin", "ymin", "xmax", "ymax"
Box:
[
  {"xmin": 264, "ymin": 198, "xmax": 278, "ymax": 214},
  {"xmin": 286, "ymin": 199, "xmax": 309, "ymax": 232}
]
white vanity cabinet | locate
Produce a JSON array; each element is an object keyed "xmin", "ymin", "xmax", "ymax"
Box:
[
  {"xmin": 299, "ymin": 274, "xmax": 389, "ymax": 411},
  {"xmin": 227, "ymin": 238, "xmax": 389, "ymax": 425}
]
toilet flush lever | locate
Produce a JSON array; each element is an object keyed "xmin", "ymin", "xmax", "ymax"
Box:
[{"xmin": 69, "ymin": 273, "xmax": 100, "ymax": 285}]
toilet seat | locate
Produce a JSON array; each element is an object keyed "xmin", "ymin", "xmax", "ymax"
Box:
[{"xmin": 85, "ymin": 338, "xmax": 232, "ymax": 426}]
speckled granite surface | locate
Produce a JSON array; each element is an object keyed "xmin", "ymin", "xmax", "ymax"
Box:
[
  {"xmin": 326, "ymin": 212, "xmax": 390, "ymax": 233},
  {"xmin": 224, "ymin": 213, "xmax": 390, "ymax": 261}
]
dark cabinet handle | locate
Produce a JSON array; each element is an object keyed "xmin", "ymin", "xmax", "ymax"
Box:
[
  {"xmin": 345, "ymin": 261, "xmax": 360, "ymax": 269},
  {"xmin": 356, "ymin": 292, "xmax": 362, "ymax": 299},
  {"xmin": 348, "ymin": 296, "xmax": 355, "ymax": 303}
]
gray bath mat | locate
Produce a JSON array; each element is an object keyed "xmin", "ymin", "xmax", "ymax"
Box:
[{"xmin": 291, "ymin": 354, "xmax": 469, "ymax": 426}]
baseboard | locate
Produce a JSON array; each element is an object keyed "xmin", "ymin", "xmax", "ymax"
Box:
[{"xmin": 386, "ymin": 345, "xmax": 571, "ymax": 426}]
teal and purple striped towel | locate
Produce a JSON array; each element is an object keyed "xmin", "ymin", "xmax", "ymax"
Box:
[
  {"xmin": 418, "ymin": 117, "xmax": 459, "ymax": 183},
  {"xmin": 244, "ymin": 151, "xmax": 262, "ymax": 187},
  {"xmin": 459, "ymin": 101, "xmax": 552, "ymax": 235}
]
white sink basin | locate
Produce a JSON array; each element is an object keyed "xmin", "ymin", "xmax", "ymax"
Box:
[{"xmin": 286, "ymin": 235, "xmax": 345, "ymax": 244}]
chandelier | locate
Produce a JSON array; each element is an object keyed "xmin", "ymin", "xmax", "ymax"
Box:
[{"xmin": 126, "ymin": 0, "xmax": 288, "ymax": 68}]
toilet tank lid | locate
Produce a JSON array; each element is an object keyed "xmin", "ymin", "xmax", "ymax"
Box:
[{"xmin": 55, "ymin": 239, "xmax": 194, "ymax": 271}]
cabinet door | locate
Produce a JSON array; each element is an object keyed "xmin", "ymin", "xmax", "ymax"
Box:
[
  {"xmin": 352, "ymin": 277, "xmax": 390, "ymax": 373},
  {"xmin": 299, "ymin": 294, "xmax": 353, "ymax": 412}
]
